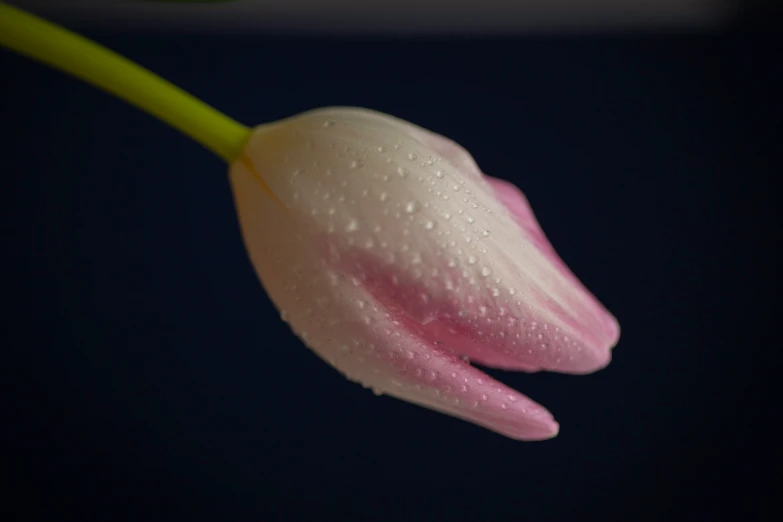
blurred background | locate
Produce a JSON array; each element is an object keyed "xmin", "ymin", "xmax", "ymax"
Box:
[
  {"xmin": 4, "ymin": 0, "xmax": 742, "ymax": 32},
  {"xmin": 2, "ymin": 1, "xmax": 778, "ymax": 521}
]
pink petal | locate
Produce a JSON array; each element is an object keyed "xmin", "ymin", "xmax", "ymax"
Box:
[
  {"xmin": 326, "ymin": 302, "xmax": 561, "ymax": 441},
  {"xmin": 366, "ymin": 112, "xmax": 621, "ymax": 372},
  {"xmin": 486, "ymin": 176, "xmax": 621, "ymax": 360}
]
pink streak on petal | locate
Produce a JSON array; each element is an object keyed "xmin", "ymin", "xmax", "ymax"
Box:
[{"xmin": 335, "ymin": 245, "xmax": 611, "ymax": 375}]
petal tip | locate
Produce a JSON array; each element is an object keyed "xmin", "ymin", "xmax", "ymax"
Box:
[
  {"xmin": 607, "ymin": 313, "xmax": 621, "ymax": 350},
  {"xmin": 510, "ymin": 418, "xmax": 560, "ymax": 441}
]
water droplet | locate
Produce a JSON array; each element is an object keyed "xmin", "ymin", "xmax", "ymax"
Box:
[
  {"xmin": 466, "ymin": 216, "xmax": 474, "ymax": 224},
  {"xmin": 377, "ymin": 146, "xmax": 386, "ymax": 153},
  {"xmin": 408, "ymin": 152, "xmax": 418, "ymax": 161},
  {"xmin": 323, "ymin": 119, "xmax": 335, "ymax": 127},
  {"xmin": 425, "ymin": 220, "xmax": 436, "ymax": 230},
  {"xmin": 481, "ymin": 266, "xmax": 493, "ymax": 277},
  {"xmin": 345, "ymin": 219, "xmax": 359, "ymax": 232},
  {"xmin": 405, "ymin": 201, "xmax": 419, "ymax": 214},
  {"xmin": 379, "ymin": 192, "xmax": 389, "ymax": 202},
  {"xmin": 467, "ymin": 255, "xmax": 478, "ymax": 265},
  {"xmin": 436, "ymin": 170, "xmax": 445, "ymax": 179},
  {"xmin": 350, "ymin": 159, "xmax": 363, "ymax": 169},
  {"xmin": 453, "ymin": 185, "xmax": 461, "ymax": 192}
]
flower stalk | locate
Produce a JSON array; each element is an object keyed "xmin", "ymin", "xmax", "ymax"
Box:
[{"xmin": 0, "ymin": 1, "xmax": 250, "ymax": 163}]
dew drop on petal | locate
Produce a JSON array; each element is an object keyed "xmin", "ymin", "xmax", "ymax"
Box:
[{"xmin": 345, "ymin": 219, "xmax": 359, "ymax": 232}]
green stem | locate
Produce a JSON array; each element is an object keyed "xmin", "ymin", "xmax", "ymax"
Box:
[{"xmin": 0, "ymin": 2, "xmax": 251, "ymax": 163}]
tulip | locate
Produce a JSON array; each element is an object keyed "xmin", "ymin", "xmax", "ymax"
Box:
[
  {"xmin": 230, "ymin": 108, "xmax": 620, "ymax": 440},
  {"xmin": 2, "ymin": 3, "xmax": 619, "ymax": 441}
]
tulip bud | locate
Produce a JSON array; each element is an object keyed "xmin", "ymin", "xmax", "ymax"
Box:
[{"xmin": 229, "ymin": 107, "xmax": 619, "ymax": 440}]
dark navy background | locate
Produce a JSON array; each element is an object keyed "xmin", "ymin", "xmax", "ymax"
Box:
[{"xmin": 2, "ymin": 25, "xmax": 777, "ymax": 522}]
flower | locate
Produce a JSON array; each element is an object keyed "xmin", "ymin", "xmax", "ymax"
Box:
[{"xmin": 228, "ymin": 107, "xmax": 620, "ymax": 440}]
